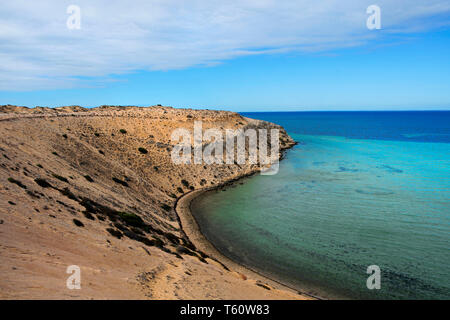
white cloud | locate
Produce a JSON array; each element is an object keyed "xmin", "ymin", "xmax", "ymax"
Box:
[{"xmin": 0, "ymin": 0, "xmax": 449, "ymax": 91}]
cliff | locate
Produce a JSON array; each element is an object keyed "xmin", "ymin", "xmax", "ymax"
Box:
[{"xmin": 0, "ymin": 105, "xmax": 308, "ymax": 299}]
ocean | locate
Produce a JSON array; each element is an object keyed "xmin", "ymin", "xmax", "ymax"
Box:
[{"xmin": 191, "ymin": 111, "xmax": 450, "ymax": 299}]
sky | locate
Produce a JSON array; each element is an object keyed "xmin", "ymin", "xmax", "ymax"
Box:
[{"xmin": 1, "ymin": 0, "xmax": 450, "ymax": 111}]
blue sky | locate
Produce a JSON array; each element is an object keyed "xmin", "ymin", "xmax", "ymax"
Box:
[{"xmin": 1, "ymin": 1, "xmax": 450, "ymax": 111}]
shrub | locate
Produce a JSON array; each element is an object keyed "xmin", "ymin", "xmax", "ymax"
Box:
[
  {"xmin": 139, "ymin": 237, "xmax": 157, "ymax": 247},
  {"xmin": 59, "ymin": 187, "xmax": 77, "ymax": 201},
  {"xmin": 114, "ymin": 222, "xmax": 129, "ymax": 231},
  {"xmin": 84, "ymin": 175, "xmax": 94, "ymax": 182},
  {"xmin": 62, "ymin": 134, "xmax": 68, "ymax": 139},
  {"xmin": 73, "ymin": 219, "xmax": 84, "ymax": 227},
  {"xmin": 52, "ymin": 152, "xmax": 58, "ymax": 156},
  {"xmin": 52, "ymin": 174, "xmax": 69, "ymax": 183},
  {"xmin": 161, "ymin": 204, "xmax": 171, "ymax": 212},
  {"xmin": 164, "ymin": 232, "xmax": 179, "ymax": 244},
  {"xmin": 117, "ymin": 212, "xmax": 145, "ymax": 228},
  {"xmin": 112, "ymin": 177, "xmax": 129, "ymax": 187},
  {"xmin": 130, "ymin": 227, "xmax": 144, "ymax": 236},
  {"xmin": 36, "ymin": 164, "xmax": 43, "ymax": 168},
  {"xmin": 177, "ymin": 187, "xmax": 183, "ymax": 193},
  {"xmin": 119, "ymin": 129, "xmax": 127, "ymax": 134},
  {"xmin": 106, "ymin": 228, "xmax": 122, "ymax": 239},
  {"xmin": 176, "ymin": 245, "xmax": 195, "ymax": 256},
  {"xmin": 79, "ymin": 197, "xmax": 117, "ymax": 221},
  {"xmin": 181, "ymin": 239, "xmax": 197, "ymax": 251},
  {"xmin": 94, "ymin": 133, "xmax": 100, "ymax": 137},
  {"xmin": 181, "ymin": 179, "xmax": 189, "ymax": 188},
  {"xmin": 26, "ymin": 190, "xmax": 40, "ymax": 198},
  {"xmin": 138, "ymin": 147, "xmax": 148, "ymax": 154},
  {"xmin": 152, "ymin": 236, "xmax": 165, "ymax": 247},
  {"xmin": 35, "ymin": 178, "xmax": 52, "ymax": 188},
  {"xmin": 122, "ymin": 229, "xmax": 141, "ymax": 240},
  {"xmin": 8, "ymin": 177, "xmax": 27, "ymax": 189},
  {"xmin": 82, "ymin": 211, "xmax": 95, "ymax": 220}
]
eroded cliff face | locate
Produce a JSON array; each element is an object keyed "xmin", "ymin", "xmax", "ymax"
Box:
[{"xmin": 0, "ymin": 105, "xmax": 304, "ymax": 300}]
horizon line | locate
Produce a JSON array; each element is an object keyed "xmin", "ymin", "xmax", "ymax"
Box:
[{"xmin": 2, "ymin": 104, "xmax": 450, "ymax": 113}]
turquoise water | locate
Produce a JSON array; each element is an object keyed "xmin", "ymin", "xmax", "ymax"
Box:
[{"xmin": 191, "ymin": 112, "xmax": 450, "ymax": 299}]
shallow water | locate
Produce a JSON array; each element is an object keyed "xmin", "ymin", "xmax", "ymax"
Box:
[{"xmin": 191, "ymin": 112, "xmax": 450, "ymax": 299}]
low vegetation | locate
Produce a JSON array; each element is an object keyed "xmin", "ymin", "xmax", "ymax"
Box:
[
  {"xmin": 52, "ymin": 174, "xmax": 69, "ymax": 183},
  {"xmin": 7, "ymin": 177, "xmax": 27, "ymax": 189},
  {"xmin": 138, "ymin": 147, "xmax": 148, "ymax": 154},
  {"xmin": 34, "ymin": 178, "xmax": 52, "ymax": 188},
  {"xmin": 59, "ymin": 187, "xmax": 77, "ymax": 201},
  {"xmin": 73, "ymin": 219, "xmax": 84, "ymax": 227},
  {"xmin": 117, "ymin": 212, "xmax": 145, "ymax": 228},
  {"xmin": 106, "ymin": 228, "xmax": 122, "ymax": 239},
  {"xmin": 161, "ymin": 204, "xmax": 172, "ymax": 212},
  {"xmin": 181, "ymin": 179, "xmax": 189, "ymax": 188},
  {"xmin": 112, "ymin": 177, "xmax": 129, "ymax": 187},
  {"xmin": 82, "ymin": 211, "xmax": 95, "ymax": 220}
]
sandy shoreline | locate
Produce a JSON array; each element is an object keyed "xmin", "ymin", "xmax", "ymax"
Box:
[{"xmin": 175, "ymin": 150, "xmax": 322, "ymax": 300}]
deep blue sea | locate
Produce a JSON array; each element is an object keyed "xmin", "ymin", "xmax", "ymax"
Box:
[{"xmin": 191, "ymin": 111, "xmax": 450, "ymax": 299}]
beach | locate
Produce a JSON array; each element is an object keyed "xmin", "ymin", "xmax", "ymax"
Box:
[{"xmin": 175, "ymin": 154, "xmax": 320, "ymax": 300}]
